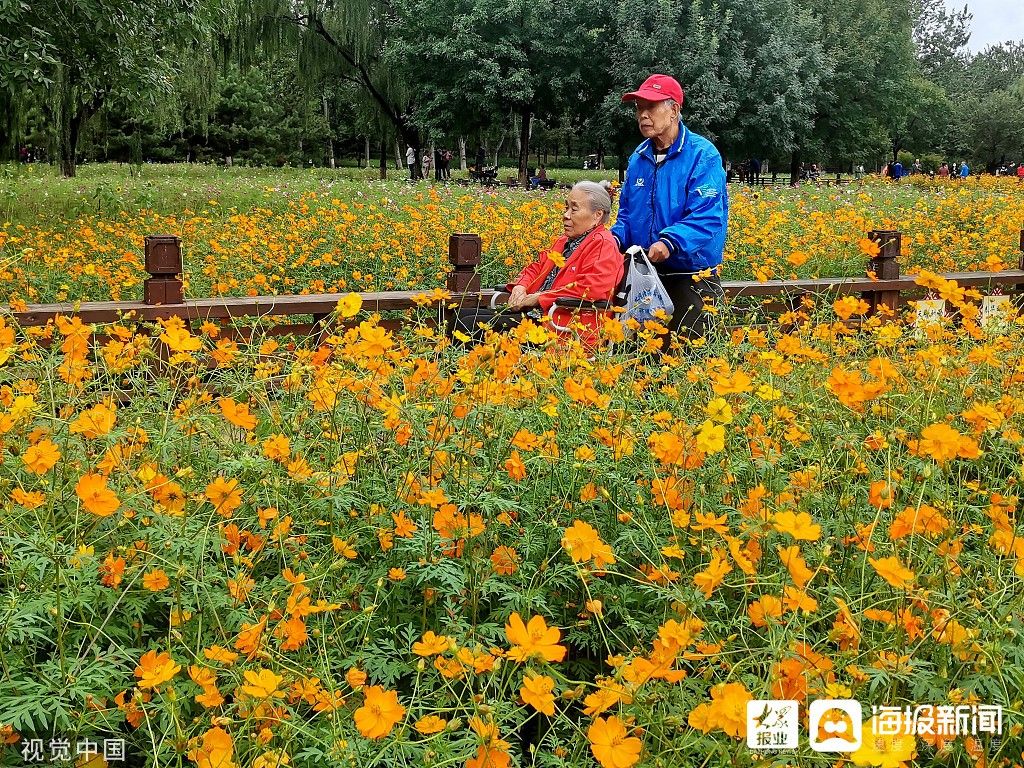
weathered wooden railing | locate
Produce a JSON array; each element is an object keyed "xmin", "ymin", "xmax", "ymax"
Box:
[{"xmin": 4, "ymin": 230, "xmax": 1024, "ymax": 334}]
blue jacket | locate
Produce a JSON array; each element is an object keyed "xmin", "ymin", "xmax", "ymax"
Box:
[{"xmin": 610, "ymin": 124, "xmax": 728, "ymax": 273}]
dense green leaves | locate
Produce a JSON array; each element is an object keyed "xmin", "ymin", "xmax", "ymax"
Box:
[{"xmin": 2, "ymin": 0, "xmax": 1023, "ymax": 172}]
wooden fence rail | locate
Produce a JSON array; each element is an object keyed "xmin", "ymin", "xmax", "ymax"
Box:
[{"xmin": 4, "ymin": 230, "xmax": 1024, "ymax": 333}]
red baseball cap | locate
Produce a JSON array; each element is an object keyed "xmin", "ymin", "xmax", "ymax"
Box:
[{"xmin": 622, "ymin": 74, "xmax": 684, "ymax": 106}]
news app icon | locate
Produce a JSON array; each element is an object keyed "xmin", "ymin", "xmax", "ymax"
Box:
[{"xmin": 809, "ymin": 699, "xmax": 862, "ymax": 752}]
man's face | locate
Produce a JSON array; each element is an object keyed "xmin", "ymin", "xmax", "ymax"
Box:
[{"xmin": 632, "ymin": 98, "xmax": 679, "ymax": 139}]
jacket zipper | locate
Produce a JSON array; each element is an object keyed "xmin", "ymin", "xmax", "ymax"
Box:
[{"xmin": 649, "ymin": 154, "xmax": 659, "ymax": 245}]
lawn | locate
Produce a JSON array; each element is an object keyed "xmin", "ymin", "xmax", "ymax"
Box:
[{"xmin": 2, "ymin": 164, "xmax": 1023, "ymax": 305}]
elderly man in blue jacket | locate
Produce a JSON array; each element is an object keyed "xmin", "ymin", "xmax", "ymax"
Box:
[{"xmin": 611, "ymin": 74, "xmax": 728, "ymax": 344}]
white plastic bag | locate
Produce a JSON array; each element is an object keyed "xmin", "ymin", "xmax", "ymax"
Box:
[{"xmin": 620, "ymin": 246, "xmax": 675, "ymax": 326}]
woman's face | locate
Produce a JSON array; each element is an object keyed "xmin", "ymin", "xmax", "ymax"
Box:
[{"xmin": 563, "ymin": 188, "xmax": 603, "ymax": 239}]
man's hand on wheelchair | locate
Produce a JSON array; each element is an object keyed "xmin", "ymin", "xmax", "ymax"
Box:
[{"xmin": 647, "ymin": 240, "xmax": 671, "ymax": 263}]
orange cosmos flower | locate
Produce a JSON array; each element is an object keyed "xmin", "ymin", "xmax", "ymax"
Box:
[
  {"xmin": 142, "ymin": 569, "xmax": 170, "ymax": 591},
  {"xmin": 867, "ymin": 480, "xmax": 894, "ymax": 509},
  {"xmin": 912, "ymin": 422, "xmax": 979, "ymax": 464},
  {"xmin": 75, "ymin": 473, "xmax": 120, "ymax": 517},
  {"xmin": 11, "ymin": 488, "xmax": 46, "ymax": 509},
  {"xmin": 490, "ymin": 545, "xmax": 520, "ymax": 575},
  {"xmin": 134, "ymin": 649, "xmax": 181, "ymax": 690},
  {"xmin": 687, "ymin": 681, "xmax": 752, "ymax": 738},
  {"xmin": 99, "ymin": 553, "xmax": 125, "ymax": 587},
  {"xmin": 505, "ymin": 613, "xmax": 566, "ymax": 663},
  {"xmin": 354, "ymin": 686, "xmax": 405, "ymax": 740},
  {"xmin": 412, "ymin": 631, "xmax": 451, "ymax": 657},
  {"xmin": 187, "ymin": 726, "xmax": 236, "ymax": 768},
  {"xmin": 240, "ymin": 668, "xmax": 285, "ymax": 699},
  {"xmin": 561, "ymin": 520, "xmax": 616, "ymax": 568},
  {"xmin": 69, "ymin": 402, "xmax": 117, "ymax": 439},
  {"xmin": 869, "ymin": 556, "xmax": 916, "ymax": 589},
  {"xmin": 262, "ymin": 434, "xmax": 291, "ymax": 462},
  {"xmin": 777, "ymin": 545, "xmax": 814, "ymax": 587},
  {"xmin": 772, "ymin": 510, "xmax": 822, "ymax": 541},
  {"xmin": 345, "ymin": 667, "xmax": 367, "ymax": 690},
  {"xmin": 205, "ymin": 477, "xmax": 243, "ymax": 516},
  {"xmin": 520, "ymin": 673, "xmax": 556, "ymax": 715},
  {"xmin": 219, "ymin": 398, "xmax": 257, "ymax": 431},
  {"xmin": 748, "ymin": 595, "xmax": 785, "ymax": 627},
  {"xmin": 588, "ymin": 715, "xmax": 642, "ymax": 768},
  {"xmin": 414, "ymin": 715, "xmax": 447, "ymax": 735},
  {"xmin": 204, "ymin": 646, "xmax": 239, "ymax": 665},
  {"xmin": 21, "ymin": 439, "xmax": 60, "ymax": 474},
  {"xmin": 693, "ymin": 549, "xmax": 732, "ymax": 598}
]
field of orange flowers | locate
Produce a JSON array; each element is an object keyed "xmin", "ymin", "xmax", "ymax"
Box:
[
  {"xmin": 2, "ymin": 164, "xmax": 1024, "ymax": 305},
  {"xmin": 2, "ymin": 165, "xmax": 1024, "ymax": 768}
]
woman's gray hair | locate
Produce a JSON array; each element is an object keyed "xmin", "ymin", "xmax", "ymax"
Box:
[{"xmin": 572, "ymin": 180, "xmax": 613, "ymax": 224}]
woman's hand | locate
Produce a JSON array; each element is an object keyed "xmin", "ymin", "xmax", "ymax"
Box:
[{"xmin": 507, "ymin": 285, "xmax": 529, "ymax": 310}]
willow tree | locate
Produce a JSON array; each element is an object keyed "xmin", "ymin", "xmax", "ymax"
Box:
[
  {"xmin": 0, "ymin": 0, "xmax": 232, "ymax": 176},
  {"xmin": 244, "ymin": 0, "xmax": 421, "ymax": 175},
  {"xmin": 390, "ymin": 0, "xmax": 607, "ymax": 184}
]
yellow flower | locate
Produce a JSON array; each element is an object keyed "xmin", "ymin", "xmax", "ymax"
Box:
[
  {"xmin": 505, "ymin": 613, "xmax": 566, "ymax": 663},
  {"xmin": 588, "ymin": 715, "xmax": 642, "ymax": 768},
  {"xmin": 134, "ymin": 649, "xmax": 181, "ymax": 690},
  {"xmin": 414, "ymin": 715, "xmax": 447, "ymax": 735},
  {"xmin": 705, "ymin": 397, "xmax": 733, "ymax": 424},
  {"xmin": 336, "ymin": 293, "xmax": 363, "ymax": 318},
  {"xmin": 850, "ymin": 718, "xmax": 917, "ymax": 767},
  {"xmin": 239, "ymin": 668, "xmax": 285, "ymax": 699},
  {"xmin": 520, "ymin": 673, "xmax": 556, "ymax": 715},
  {"xmin": 354, "ymin": 686, "xmax": 406, "ymax": 740}
]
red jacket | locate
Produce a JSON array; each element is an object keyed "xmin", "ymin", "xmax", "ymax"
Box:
[
  {"xmin": 505, "ymin": 225, "xmax": 618, "ymax": 307},
  {"xmin": 507, "ymin": 227, "xmax": 624, "ymax": 331}
]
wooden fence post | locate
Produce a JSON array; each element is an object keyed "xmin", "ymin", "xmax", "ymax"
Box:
[
  {"xmin": 144, "ymin": 235, "xmax": 184, "ymax": 305},
  {"xmin": 448, "ymin": 233, "xmax": 482, "ymax": 293},
  {"xmin": 864, "ymin": 229, "xmax": 901, "ymax": 316}
]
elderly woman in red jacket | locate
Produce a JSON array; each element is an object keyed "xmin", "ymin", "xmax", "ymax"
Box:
[{"xmin": 451, "ymin": 180, "xmax": 624, "ymax": 345}]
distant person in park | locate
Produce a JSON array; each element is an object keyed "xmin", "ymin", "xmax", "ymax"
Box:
[
  {"xmin": 959, "ymin": 161, "xmax": 969, "ymax": 179},
  {"xmin": 434, "ymin": 148, "xmax": 443, "ymax": 180},
  {"xmin": 406, "ymin": 145, "xmax": 416, "ymax": 180},
  {"xmin": 421, "ymin": 149, "xmax": 432, "ymax": 180},
  {"xmin": 891, "ymin": 160, "xmax": 904, "ymax": 181},
  {"xmin": 443, "ymin": 148, "xmax": 453, "ymax": 180},
  {"xmin": 449, "ymin": 181, "xmax": 623, "ymax": 345},
  {"xmin": 611, "ymin": 74, "xmax": 727, "ymax": 345},
  {"xmin": 938, "ymin": 162, "xmax": 949, "ymax": 178},
  {"xmin": 749, "ymin": 157, "xmax": 762, "ymax": 184},
  {"xmin": 1017, "ymin": 163, "xmax": 1024, "ymax": 181},
  {"xmin": 912, "ymin": 158, "xmax": 922, "ymax": 175}
]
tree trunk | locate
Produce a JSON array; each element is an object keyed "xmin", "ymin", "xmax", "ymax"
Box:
[
  {"xmin": 458, "ymin": 136, "xmax": 467, "ymax": 171},
  {"xmin": 597, "ymin": 137, "xmax": 604, "ymax": 171},
  {"xmin": 394, "ymin": 140, "xmax": 402, "ymax": 171},
  {"xmin": 789, "ymin": 149, "xmax": 802, "ymax": 186},
  {"xmin": 323, "ymin": 94, "xmax": 335, "ymax": 169},
  {"xmin": 517, "ymin": 105, "xmax": 532, "ymax": 185},
  {"xmin": 56, "ymin": 66, "xmax": 79, "ymax": 178},
  {"xmin": 364, "ymin": 135, "xmax": 371, "ymax": 166},
  {"xmin": 379, "ymin": 135, "xmax": 387, "ymax": 180}
]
